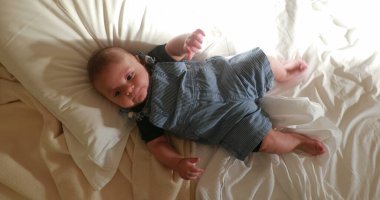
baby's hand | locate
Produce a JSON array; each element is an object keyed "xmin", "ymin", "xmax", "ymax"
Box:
[
  {"xmin": 184, "ymin": 29, "xmax": 205, "ymax": 60},
  {"xmin": 176, "ymin": 157, "xmax": 204, "ymax": 180}
]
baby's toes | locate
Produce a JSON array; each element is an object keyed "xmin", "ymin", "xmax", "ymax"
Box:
[{"xmin": 298, "ymin": 60, "xmax": 308, "ymax": 71}]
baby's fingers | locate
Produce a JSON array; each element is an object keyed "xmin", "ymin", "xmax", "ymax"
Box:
[
  {"xmin": 188, "ymin": 29, "xmax": 205, "ymax": 47},
  {"xmin": 186, "ymin": 157, "xmax": 204, "ymax": 173},
  {"xmin": 192, "ymin": 29, "xmax": 206, "ymax": 39},
  {"xmin": 187, "ymin": 171, "xmax": 203, "ymax": 180},
  {"xmin": 185, "ymin": 168, "xmax": 204, "ymax": 180},
  {"xmin": 194, "ymin": 28, "xmax": 205, "ymax": 35}
]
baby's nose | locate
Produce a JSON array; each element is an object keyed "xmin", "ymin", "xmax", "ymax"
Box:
[{"xmin": 125, "ymin": 84, "xmax": 135, "ymax": 96}]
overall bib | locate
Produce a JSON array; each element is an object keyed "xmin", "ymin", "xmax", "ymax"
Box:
[{"xmin": 147, "ymin": 48, "xmax": 274, "ymax": 160}]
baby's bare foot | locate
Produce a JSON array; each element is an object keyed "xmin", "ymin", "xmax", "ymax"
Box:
[
  {"xmin": 277, "ymin": 60, "xmax": 308, "ymax": 82},
  {"xmin": 284, "ymin": 60, "xmax": 308, "ymax": 71},
  {"xmin": 294, "ymin": 134, "xmax": 325, "ymax": 156}
]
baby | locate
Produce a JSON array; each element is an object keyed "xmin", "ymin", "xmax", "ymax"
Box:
[{"xmin": 88, "ymin": 29, "xmax": 325, "ymax": 180}]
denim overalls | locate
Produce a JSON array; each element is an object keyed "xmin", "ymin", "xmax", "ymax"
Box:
[{"xmin": 146, "ymin": 47, "xmax": 274, "ymax": 160}]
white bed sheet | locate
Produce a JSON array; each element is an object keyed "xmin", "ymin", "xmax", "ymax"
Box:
[
  {"xmin": 1, "ymin": 0, "xmax": 380, "ymax": 199},
  {"xmin": 192, "ymin": 1, "xmax": 380, "ymax": 198}
]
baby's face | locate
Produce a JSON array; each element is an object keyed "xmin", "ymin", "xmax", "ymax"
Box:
[{"xmin": 93, "ymin": 53, "xmax": 150, "ymax": 108}]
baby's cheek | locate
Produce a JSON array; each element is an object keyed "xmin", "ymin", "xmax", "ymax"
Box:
[{"xmin": 137, "ymin": 89, "xmax": 148, "ymax": 103}]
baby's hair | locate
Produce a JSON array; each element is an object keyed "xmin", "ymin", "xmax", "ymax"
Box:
[{"xmin": 87, "ymin": 47, "xmax": 127, "ymax": 82}]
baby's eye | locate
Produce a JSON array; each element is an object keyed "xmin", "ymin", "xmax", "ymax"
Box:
[
  {"xmin": 126, "ymin": 72, "xmax": 135, "ymax": 81},
  {"xmin": 114, "ymin": 90, "xmax": 121, "ymax": 97}
]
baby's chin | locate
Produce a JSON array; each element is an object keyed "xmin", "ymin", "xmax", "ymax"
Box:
[{"xmin": 117, "ymin": 96, "xmax": 146, "ymax": 109}]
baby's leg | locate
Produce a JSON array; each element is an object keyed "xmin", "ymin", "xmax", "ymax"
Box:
[
  {"xmin": 259, "ymin": 128, "xmax": 325, "ymax": 156},
  {"xmin": 268, "ymin": 56, "xmax": 308, "ymax": 82}
]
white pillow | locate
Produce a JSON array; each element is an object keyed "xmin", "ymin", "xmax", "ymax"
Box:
[{"xmin": 0, "ymin": 0, "xmax": 233, "ymax": 190}]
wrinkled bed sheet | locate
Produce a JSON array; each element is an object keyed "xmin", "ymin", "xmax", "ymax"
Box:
[{"xmin": 1, "ymin": 0, "xmax": 380, "ymax": 199}]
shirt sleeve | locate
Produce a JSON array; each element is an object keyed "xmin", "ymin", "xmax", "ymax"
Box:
[
  {"xmin": 148, "ymin": 44, "xmax": 176, "ymax": 62},
  {"xmin": 136, "ymin": 115, "xmax": 165, "ymax": 143}
]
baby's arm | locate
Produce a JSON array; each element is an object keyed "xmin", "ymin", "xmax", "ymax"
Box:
[
  {"xmin": 165, "ymin": 29, "xmax": 205, "ymax": 61},
  {"xmin": 147, "ymin": 135, "xmax": 204, "ymax": 180}
]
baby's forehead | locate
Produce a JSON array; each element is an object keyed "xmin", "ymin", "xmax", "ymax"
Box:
[
  {"xmin": 105, "ymin": 47, "xmax": 127, "ymax": 58},
  {"xmin": 105, "ymin": 51, "xmax": 134, "ymax": 68},
  {"xmin": 100, "ymin": 48, "xmax": 131, "ymax": 66},
  {"xmin": 112, "ymin": 48, "xmax": 135, "ymax": 60}
]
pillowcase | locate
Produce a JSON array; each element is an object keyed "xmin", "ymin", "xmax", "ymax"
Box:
[{"xmin": 0, "ymin": 0, "xmax": 233, "ymax": 190}]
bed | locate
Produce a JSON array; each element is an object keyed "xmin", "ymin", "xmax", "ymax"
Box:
[{"xmin": 0, "ymin": 0, "xmax": 379, "ymax": 199}]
